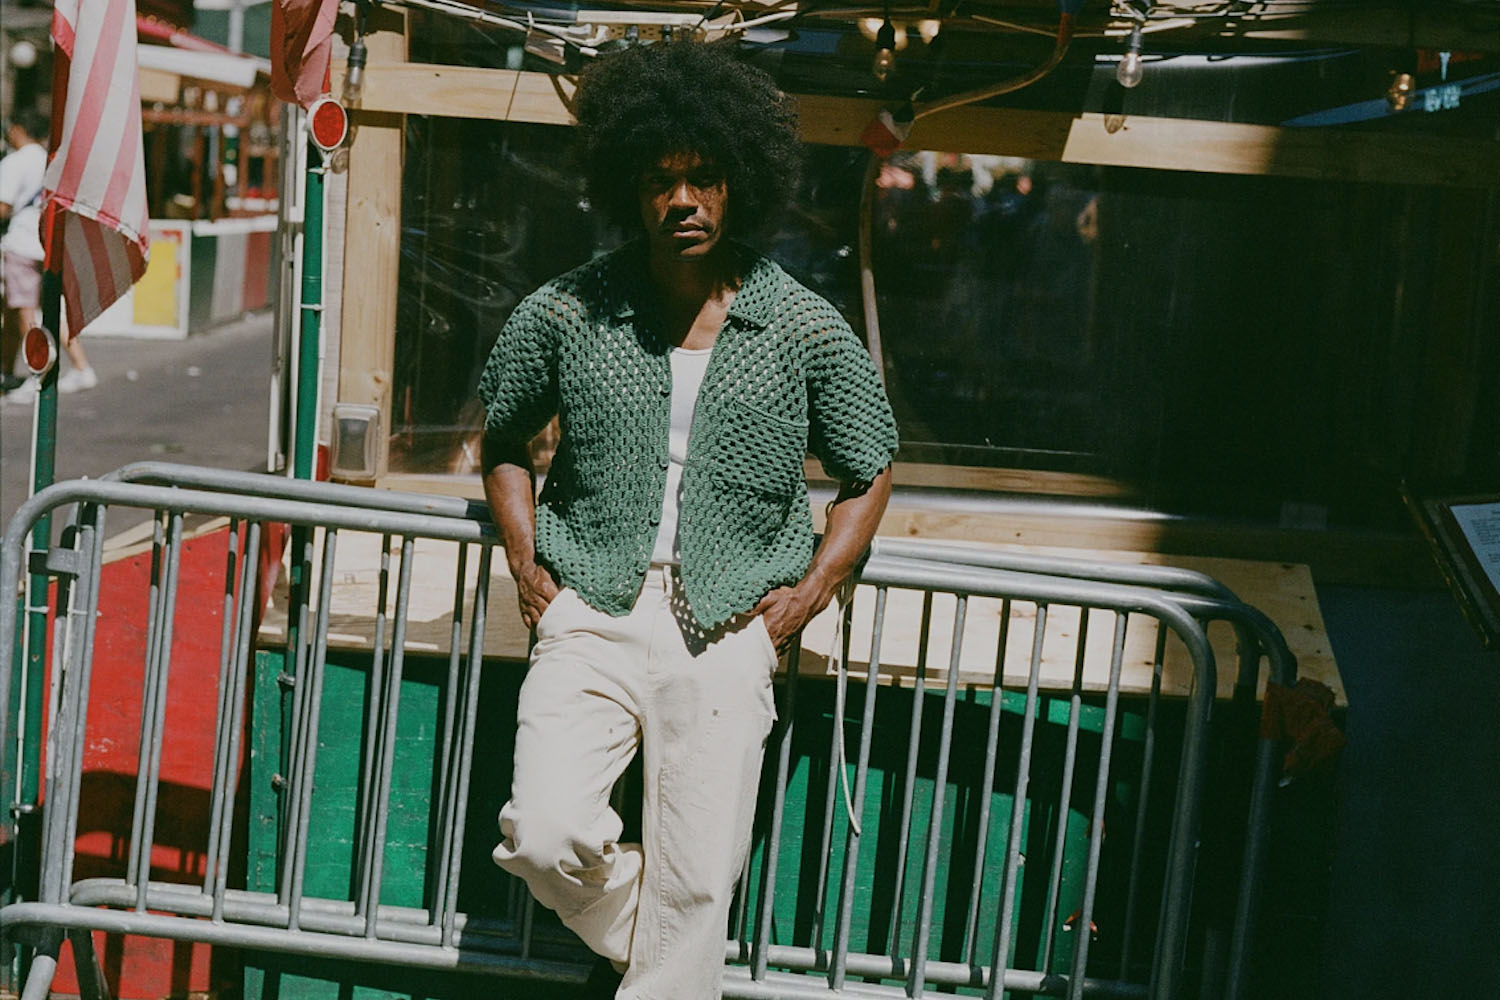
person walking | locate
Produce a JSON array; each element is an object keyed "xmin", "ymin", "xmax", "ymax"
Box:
[
  {"xmin": 479, "ymin": 41, "xmax": 898, "ymax": 1000},
  {"xmin": 2, "ymin": 110, "xmax": 97, "ymax": 401}
]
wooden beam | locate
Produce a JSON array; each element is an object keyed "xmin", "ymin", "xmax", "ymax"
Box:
[
  {"xmin": 344, "ymin": 62, "xmax": 1500, "ymax": 188},
  {"xmin": 802, "ymin": 95, "xmax": 1500, "ymax": 189},
  {"xmin": 336, "ymin": 7, "xmax": 408, "ymax": 479},
  {"xmin": 1218, "ymin": 9, "xmax": 1500, "ymax": 54},
  {"xmin": 333, "ymin": 61, "xmax": 578, "ymax": 125}
]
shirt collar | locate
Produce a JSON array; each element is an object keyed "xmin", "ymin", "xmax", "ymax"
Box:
[{"xmin": 606, "ymin": 240, "xmax": 778, "ymax": 329}]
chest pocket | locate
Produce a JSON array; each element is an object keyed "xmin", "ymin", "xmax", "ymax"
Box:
[{"xmin": 707, "ymin": 398, "xmax": 808, "ymax": 497}]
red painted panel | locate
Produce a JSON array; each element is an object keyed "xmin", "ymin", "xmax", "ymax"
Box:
[
  {"xmin": 242, "ymin": 230, "xmax": 272, "ymax": 311},
  {"xmin": 50, "ymin": 526, "xmax": 246, "ymax": 998}
]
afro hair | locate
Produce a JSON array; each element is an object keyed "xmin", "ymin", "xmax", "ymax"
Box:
[{"xmin": 574, "ymin": 42, "xmax": 801, "ymax": 239}]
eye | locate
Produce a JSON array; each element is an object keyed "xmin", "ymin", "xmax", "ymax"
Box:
[{"xmin": 689, "ymin": 168, "xmax": 724, "ymax": 188}]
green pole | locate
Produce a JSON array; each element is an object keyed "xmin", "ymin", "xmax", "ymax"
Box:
[
  {"xmin": 4, "ymin": 268, "xmax": 64, "ymax": 986},
  {"xmin": 286, "ymin": 139, "xmax": 323, "ymax": 661},
  {"xmin": 280, "ymin": 138, "xmax": 324, "ymax": 849},
  {"xmin": 287, "ymin": 137, "xmax": 323, "ymax": 640},
  {"xmin": 22, "ymin": 270, "xmax": 62, "ymax": 810},
  {"xmin": 294, "ymin": 138, "xmax": 323, "ymax": 481}
]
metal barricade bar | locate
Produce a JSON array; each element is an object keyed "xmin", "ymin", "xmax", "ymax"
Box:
[{"xmin": 0, "ymin": 471, "xmax": 1288, "ymax": 1000}]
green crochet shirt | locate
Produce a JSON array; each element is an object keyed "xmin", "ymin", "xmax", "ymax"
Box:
[{"xmin": 479, "ymin": 241, "xmax": 899, "ymax": 628}]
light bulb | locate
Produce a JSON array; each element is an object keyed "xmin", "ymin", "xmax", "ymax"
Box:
[
  {"xmin": 918, "ymin": 19, "xmax": 942, "ymax": 45},
  {"xmin": 342, "ymin": 36, "xmax": 368, "ymax": 108},
  {"xmin": 872, "ymin": 19, "xmax": 897, "ymax": 82},
  {"xmin": 1116, "ymin": 26, "xmax": 1144, "ymax": 88},
  {"xmin": 9, "ymin": 40, "xmax": 37, "ymax": 70},
  {"xmin": 1387, "ymin": 71, "xmax": 1414, "ymax": 111}
]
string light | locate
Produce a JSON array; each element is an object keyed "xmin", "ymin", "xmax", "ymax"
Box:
[
  {"xmin": 1386, "ymin": 71, "xmax": 1415, "ymax": 111},
  {"xmin": 1116, "ymin": 23, "xmax": 1144, "ymax": 88},
  {"xmin": 872, "ymin": 18, "xmax": 898, "ymax": 82}
]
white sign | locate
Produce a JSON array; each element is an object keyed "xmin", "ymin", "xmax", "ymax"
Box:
[{"xmin": 1450, "ymin": 501, "xmax": 1500, "ymax": 597}]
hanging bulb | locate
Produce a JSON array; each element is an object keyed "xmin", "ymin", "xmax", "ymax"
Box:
[
  {"xmin": 1387, "ymin": 71, "xmax": 1415, "ymax": 111},
  {"xmin": 343, "ymin": 35, "xmax": 368, "ymax": 108},
  {"xmin": 872, "ymin": 19, "xmax": 897, "ymax": 82},
  {"xmin": 917, "ymin": 19, "xmax": 942, "ymax": 45},
  {"xmin": 1116, "ymin": 24, "xmax": 1144, "ymax": 89}
]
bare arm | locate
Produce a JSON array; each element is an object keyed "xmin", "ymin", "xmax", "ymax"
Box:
[
  {"xmin": 752, "ymin": 464, "xmax": 893, "ymax": 651},
  {"xmin": 481, "ymin": 435, "xmax": 558, "ymax": 629}
]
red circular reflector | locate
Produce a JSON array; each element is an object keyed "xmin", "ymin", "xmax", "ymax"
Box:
[
  {"xmin": 22, "ymin": 325, "xmax": 57, "ymax": 377},
  {"xmin": 309, "ymin": 97, "xmax": 348, "ymax": 152}
]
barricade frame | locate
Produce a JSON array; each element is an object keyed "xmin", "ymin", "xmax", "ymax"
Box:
[{"xmin": 0, "ymin": 469, "xmax": 1288, "ymax": 999}]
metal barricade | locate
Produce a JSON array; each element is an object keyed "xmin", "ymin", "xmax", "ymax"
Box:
[
  {"xmin": 0, "ymin": 469, "xmax": 1271, "ymax": 999},
  {"xmin": 871, "ymin": 538, "xmax": 1297, "ymax": 1000}
]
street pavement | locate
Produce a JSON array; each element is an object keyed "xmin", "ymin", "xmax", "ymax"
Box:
[{"xmin": 1, "ymin": 312, "xmax": 276, "ymax": 532}]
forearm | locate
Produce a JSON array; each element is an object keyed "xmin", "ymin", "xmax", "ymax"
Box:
[
  {"xmin": 481, "ymin": 435, "xmax": 540, "ymax": 576},
  {"xmin": 799, "ymin": 465, "xmax": 893, "ymax": 603}
]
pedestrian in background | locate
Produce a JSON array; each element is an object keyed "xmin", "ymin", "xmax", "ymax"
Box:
[{"xmin": 2, "ymin": 110, "xmax": 97, "ymax": 401}]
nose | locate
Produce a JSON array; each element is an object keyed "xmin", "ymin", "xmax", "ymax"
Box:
[{"xmin": 667, "ymin": 178, "xmax": 696, "ymax": 211}]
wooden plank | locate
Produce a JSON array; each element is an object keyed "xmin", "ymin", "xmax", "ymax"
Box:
[
  {"xmin": 809, "ymin": 459, "xmax": 1140, "ymax": 499},
  {"xmin": 377, "ymin": 470, "xmax": 1439, "ymax": 588},
  {"xmin": 336, "ymin": 8, "xmax": 408, "ymax": 479},
  {"xmin": 341, "ymin": 62, "xmax": 1500, "ymax": 188},
  {"xmin": 257, "ymin": 526, "xmax": 1342, "ymax": 705},
  {"xmin": 871, "ymin": 500, "xmax": 1440, "ymax": 589},
  {"xmin": 334, "ymin": 62, "xmax": 578, "ymax": 125},
  {"xmin": 803, "ymin": 95, "xmax": 1500, "ymax": 189},
  {"xmin": 1229, "ymin": 10, "xmax": 1500, "ymax": 53}
]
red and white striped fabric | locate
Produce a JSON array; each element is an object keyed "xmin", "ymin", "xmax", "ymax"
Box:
[{"xmin": 41, "ymin": 0, "xmax": 151, "ymax": 340}]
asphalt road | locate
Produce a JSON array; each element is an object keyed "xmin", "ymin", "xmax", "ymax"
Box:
[{"xmin": 1, "ymin": 312, "xmax": 276, "ymax": 532}]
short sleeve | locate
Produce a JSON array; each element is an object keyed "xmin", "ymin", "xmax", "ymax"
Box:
[
  {"xmin": 805, "ymin": 318, "xmax": 899, "ymax": 486},
  {"xmin": 478, "ymin": 289, "xmax": 561, "ymax": 447}
]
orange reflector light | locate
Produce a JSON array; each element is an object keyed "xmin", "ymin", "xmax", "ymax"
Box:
[
  {"xmin": 309, "ymin": 96, "xmax": 348, "ymax": 153},
  {"xmin": 23, "ymin": 325, "xmax": 57, "ymax": 377}
]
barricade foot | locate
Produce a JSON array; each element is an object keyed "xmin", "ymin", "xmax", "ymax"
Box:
[{"xmin": 69, "ymin": 927, "xmax": 114, "ymax": 1000}]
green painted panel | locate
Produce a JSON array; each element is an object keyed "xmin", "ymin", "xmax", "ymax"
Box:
[
  {"xmin": 738, "ymin": 683, "xmax": 1173, "ymax": 996},
  {"xmin": 245, "ymin": 648, "xmax": 1182, "ymax": 998},
  {"xmin": 245, "ymin": 647, "xmax": 565, "ymax": 999}
]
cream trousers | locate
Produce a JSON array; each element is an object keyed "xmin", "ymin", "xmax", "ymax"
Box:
[{"xmin": 493, "ymin": 565, "xmax": 778, "ymax": 999}]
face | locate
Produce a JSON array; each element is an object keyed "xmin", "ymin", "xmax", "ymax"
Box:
[{"xmin": 637, "ymin": 152, "xmax": 728, "ymax": 260}]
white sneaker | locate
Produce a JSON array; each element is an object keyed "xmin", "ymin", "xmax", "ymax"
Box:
[
  {"xmin": 3, "ymin": 376, "xmax": 37, "ymax": 404},
  {"xmin": 58, "ymin": 367, "xmax": 98, "ymax": 393}
]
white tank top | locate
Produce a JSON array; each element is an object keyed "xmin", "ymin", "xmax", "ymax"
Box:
[{"xmin": 650, "ymin": 346, "xmax": 713, "ymax": 564}]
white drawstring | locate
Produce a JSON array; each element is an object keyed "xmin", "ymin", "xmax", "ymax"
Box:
[{"xmin": 828, "ymin": 578, "xmax": 862, "ymax": 838}]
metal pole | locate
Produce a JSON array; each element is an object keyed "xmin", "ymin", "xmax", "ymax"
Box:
[
  {"xmin": 7, "ymin": 266, "xmax": 63, "ymax": 989},
  {"xmin": 294, "ymin": 139, "xmax": 323, "ymax": 482},
  {"xmin": 278, "ymin": 134, "xmax": 324, "ymax": 909}
]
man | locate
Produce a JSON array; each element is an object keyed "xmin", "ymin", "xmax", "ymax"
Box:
[
  {"xmin": 479, "ymin": 42, "xmax": 898, "ymax": 1000},
  {"xmin": 1, "ymin": 110, "xmax": 96, "ymax": 399}
]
